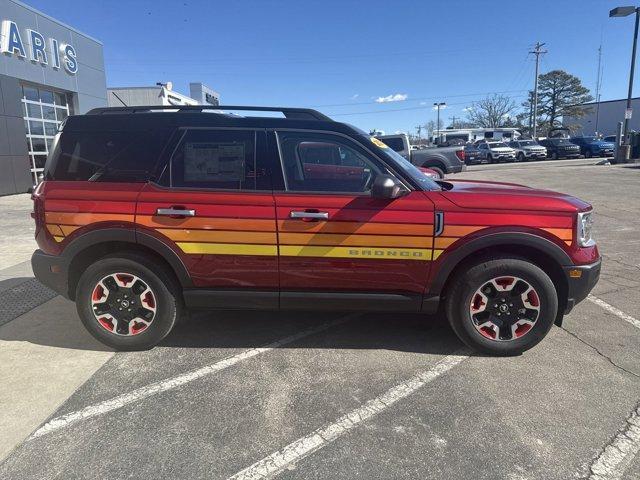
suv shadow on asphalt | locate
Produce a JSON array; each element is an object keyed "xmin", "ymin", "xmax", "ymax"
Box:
[{"xmin": 0, "ymin": 294, "xmax": 468, "ymax": 356}]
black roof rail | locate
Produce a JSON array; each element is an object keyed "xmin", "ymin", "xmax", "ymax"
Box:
[{"xmin": 86, "ymin": 105, "xmax": 333, "ymax": 121}]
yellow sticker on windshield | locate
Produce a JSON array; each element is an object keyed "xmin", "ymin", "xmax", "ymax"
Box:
[{"xmin": 370, "ymin": 137, "xmax": 389, "ymax": 148}]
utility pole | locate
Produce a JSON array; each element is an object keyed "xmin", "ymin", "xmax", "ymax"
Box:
[
  {"xmin": 594, "ymin": 44, "xmax": 604, "ymax": 136},
  {"xmin": 450, "ymin": 116, "xmax": 458, "ymax": 129},
  {"xmin": 530, "ymin": 42, "xmax": 547, "ymax": 138},
  {"xmin": 416, "ymin": 125, "xmax": 423, "ymax": 142},
  {"xmin": 433, "ymin": 102, "xmax": 446, "ymax": 142},
  {"xmin": 610, "ymin": 6, "xmax": 640, "ymax": 161}
]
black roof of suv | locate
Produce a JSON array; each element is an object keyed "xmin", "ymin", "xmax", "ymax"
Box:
[{"xmin": 75, "ymin": 105, "xmax": 367, "ymax": 137}]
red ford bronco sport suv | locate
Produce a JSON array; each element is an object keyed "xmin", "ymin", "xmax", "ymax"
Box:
[{"xmin": 31, "ymin": 105, "xmax": 600, "ymax": 355}]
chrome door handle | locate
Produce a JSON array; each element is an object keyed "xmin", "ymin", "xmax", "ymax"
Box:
[
  {"xmin": 156, "ymin": 208, "xmax": 196, "ymax": 217},
  {"xmin": 290, "ymin": 211, "xmax": 329, "ymax": 220}
]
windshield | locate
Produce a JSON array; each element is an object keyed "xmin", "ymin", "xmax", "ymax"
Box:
[
  {"xmin": 490, "ymin": 142, "xmax": 508, "ymax": 148},
  {"xmin": 366, "ymin": 136, "xmax": 441, "ymax": 191},
  {"xmin": 520, "ymin": 140, "xmax": 537, "ymax": 146}
]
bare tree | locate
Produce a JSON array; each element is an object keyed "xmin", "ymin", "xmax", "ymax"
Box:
[
  {"xmin": 465, "ymin": 94, "xmax": 517, "ymax": 128},
  {"xmin": 424, "ymin": 119, "xmax": 444, "ymax": 136}
]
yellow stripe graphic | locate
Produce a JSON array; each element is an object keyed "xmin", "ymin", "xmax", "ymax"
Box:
[
  {"xmin": 279, "ymin": 245, "xmax": 433, "ymax": 261},
  {"xmin": 279, "ymin": 233, "xmax": 432, "ymax": 248},
  {"xmin": 177, "ymin": 242, "xmax": 278, "ymax": 256}
]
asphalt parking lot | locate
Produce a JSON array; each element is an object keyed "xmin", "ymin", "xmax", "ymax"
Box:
[{"xmin": 0, "ymin": 158, "xmax": 639, "ymax": 480}]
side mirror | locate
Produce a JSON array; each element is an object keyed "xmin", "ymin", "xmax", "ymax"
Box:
[{"xmin": 372, "ymin": 174, "xmax": 408, "ymax": 199}]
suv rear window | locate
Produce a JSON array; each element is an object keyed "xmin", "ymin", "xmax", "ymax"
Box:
[
  {"xmin": 378, "ymin": 137, "xmax": 405, "ymax": 152},
  {"xmin": 45, "ymin": 130, "xmax": 161, "ymax": 182}
]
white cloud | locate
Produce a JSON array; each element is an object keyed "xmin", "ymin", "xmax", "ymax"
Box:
[
  {"xmin": 375, "ymin": 93, "xmax": 408, "ymax": 103},
  {"xmin": 419, "ymin": 101, "xmax": 427, "ymax": 106},
  {"xmin": 462, "ymin": 106, "xmax": 472, "ymax": 112},
  {"xmin": 350, "ymin": 94, "xmax": 359, "ymax": 100}
]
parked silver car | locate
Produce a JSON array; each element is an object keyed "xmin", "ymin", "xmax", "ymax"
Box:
[{"xmin": 508, "ymin": 140, "xmax": 547, "ymax": 162}]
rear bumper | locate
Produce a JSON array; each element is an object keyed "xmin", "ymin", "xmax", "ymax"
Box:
[
  {"xmin": 448, "ymin": 163, "xmax": 466, "ymax": 174},
  {"xmin": 31, "ymin": 249, "xmax": 70, "ymax": 298},
  {"xmin": 563, "ymin": 258, "xmax": 601, "ymax": 313}
]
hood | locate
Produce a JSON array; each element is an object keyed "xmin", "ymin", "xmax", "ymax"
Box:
[
  {"xmin": 592, "ymin": 140, "xmax": 615, "ymax": 148},
  {"xmin": 439, "ymin": 179, "xmax": 591, "ymax": 213},
  {"xmin": 490, "ymin": 147, "xmax": 514, "ymax": 152},
  {"xmin": 522, "ymin": 145, "xmax": 546, "ymax": 150}
]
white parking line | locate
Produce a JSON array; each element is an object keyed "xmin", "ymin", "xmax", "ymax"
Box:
[
  {"xmin": 29, "ymin": 314, "xmax": 358, "ymax": 440},
  {"xmin": 227, "ymin": 352, "xmax": 469, "ymax": 480},
  {"xmin": 588, "ymin": 405, "xmax": 640, "ymax": 480},
  {"xmin": 588, "ymin": 295, "xmax": 640, "ymax": 331}
]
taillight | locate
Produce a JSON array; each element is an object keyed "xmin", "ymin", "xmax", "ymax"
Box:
[{"xmin": 455, "ymin": 149, "xmax": 465, "ymax": 162}]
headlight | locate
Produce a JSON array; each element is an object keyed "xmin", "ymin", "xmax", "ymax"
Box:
[{"xmin": 577, "ymin": 211, "xmax": 595, "ymax": 247}]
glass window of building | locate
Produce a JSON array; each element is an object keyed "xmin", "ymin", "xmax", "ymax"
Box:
[{"xmin": 21, "ymin": 84, "xmax": 73, "ymax": 184}]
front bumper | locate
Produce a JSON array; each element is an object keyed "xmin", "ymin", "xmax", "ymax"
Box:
[
  {"xmin": 525, "ymin": 151, "xmax": 547, "ymax": 158},
  {"xmin": 31, "ymin": 249, "xmax": 71, "ymax": 298},
  {"xmin": 563, "ymin": 258, "xmax": 601, "ymax": 313}
]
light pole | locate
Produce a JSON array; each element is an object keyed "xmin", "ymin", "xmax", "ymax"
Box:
[
  {"xmin": 433, "ymin": 102, "xmax": 446, "ymax": 143},
  {"xmin": 610, "ymin": 6, "xmax": 640, "ymax": 161}
]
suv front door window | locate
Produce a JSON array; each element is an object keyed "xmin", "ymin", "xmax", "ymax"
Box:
[{"xmin": 278, "ymin": 132, "xmax": 381, "ymax": 193}]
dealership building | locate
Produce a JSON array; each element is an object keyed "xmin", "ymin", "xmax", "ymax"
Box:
[
  {"xmin": 0, "ymin": 0, "xmax": 107, "ymax": 195},
  {"xmin": 563, "ymin": 97, "xmax": 640, "ymax": 137}
]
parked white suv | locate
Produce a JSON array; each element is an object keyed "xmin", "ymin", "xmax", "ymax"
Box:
[{"xmin": 477, "ymin": 141, "xmax": 516, "ymax": 163}]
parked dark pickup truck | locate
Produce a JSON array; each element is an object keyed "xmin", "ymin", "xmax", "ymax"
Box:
[{"xmin": 376, "ymin": 134, "xmax": 466, "ymax": 178}]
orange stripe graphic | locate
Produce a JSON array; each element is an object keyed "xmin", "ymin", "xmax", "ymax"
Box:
[
  {"xmin": 542, "ymin": 228, "xmax": 573, "ymax": 241},
  {"xmin": 137, "ymin": 215, "xmax": 276, "ymax": 232},
  {"xmin": 441, "ymin": 225, "xmax": 485, "ymax": 237},
  {"xmin": 278, "ymin": 220, "xmax": 433, "ymax": 236},
  {"xmin": 45, "ymin": 212, "xmax": 134, "ymax": 225},
  {"xmin": 434, "ymin": 237, "xmax": 459, "ymax": 249},
  {"xmin": 279, "ymin": 233, "xmax": 432, "ymax": 248},
  {"xmin": 157, "ymin": 229, "xmax": 277, "ymax": 245}
]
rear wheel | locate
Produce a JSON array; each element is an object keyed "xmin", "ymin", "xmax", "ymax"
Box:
[
  {"xmin": 585, "ymin": 149, "xmax": 593, "ymax": 158},
  {"xmin": 487, "ymin": 154, "xmax": 494, "ymax": 164},
  {"xmin": 76, "ymin": 254, "xmax": 182, "ymax": 351},
  {"xmin": 445, "ymin": 257, "xmax": 558, "ymax": 356}
]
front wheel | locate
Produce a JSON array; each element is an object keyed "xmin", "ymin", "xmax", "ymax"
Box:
[
  {"xmin": 76, "ymin": 254, "xmax": 182, "ymax": 351},
  {"xmin": 517, "ymin": 153, "xmax": 525, "ymax": 162},
  {"xmin": 585, "ymin": 149, "xmax": 592, "ymax": 158},
  {"xmin": 551, "ymin": 151, "xmax": 558, "ymax": 160},
  {"xmin": 445, "ymin": 257, "xmax": 558, "ymax": 356}
]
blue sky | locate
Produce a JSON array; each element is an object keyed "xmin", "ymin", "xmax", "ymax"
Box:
[{"xmin": 27, "ymin": 0, "xmax": 638, "ymax": 134}]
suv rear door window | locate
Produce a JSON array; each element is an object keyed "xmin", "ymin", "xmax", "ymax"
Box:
[
  {"xmin": 277, "ymin": 132, "xmax": 381, "ymax": 193},
  {"xmin": 169, "ymin": 129, "xmax": 267, "ymax": 190},
  {"xmin": 45, "ymin": 130, "xmax": 160, "ymax": 182}
]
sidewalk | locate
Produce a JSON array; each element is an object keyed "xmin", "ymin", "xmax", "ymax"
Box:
[{"xmin": 0, "ymin": 196, "xmax": 115, "ymax": 461}]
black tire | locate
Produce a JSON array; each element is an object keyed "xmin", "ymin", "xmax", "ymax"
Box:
[
  {"xmin": 76, "ymin": 253, "xmax": 182, "ymax": 351},
  {"xmin": 517, "ymin": 153, "xmax": 525, "ymax": 162},
  {"xmin": 444, "ymin": 256, "xmax": 558, "ymax": 356},
  {"xmin": 551, "ymin": 151, "xmax": 558, "ymax": 160},
  {"xmin": 487, "ymin": 154, "xmax": 494, "ymax": 164},
  {"xmin": 585, "ymin": 149, "xmax": 592, "ymax": 158}
]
